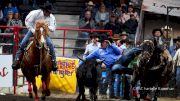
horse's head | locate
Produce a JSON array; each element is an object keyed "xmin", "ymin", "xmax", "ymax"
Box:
[
  {"xmin": 34, "ymin": 20, "xmax": 49, "ymax": 48},
  {"xmin": 139, "ymin": 40, "xmax": 155, "ymax": 65}
]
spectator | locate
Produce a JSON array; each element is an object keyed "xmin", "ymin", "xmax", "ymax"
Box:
[
  {"xmin": 3, "ymin": 10, "xmax": 14, "ymax": 26},
  {"xmin": 3, "ymin": 2, "xmax": 18, "ymax": 17},
  {"xmin": 95, "ymin": 3, "xmax": 109, "ymax": 30},
  {"xmin": 169, "ymin": 38, "xmax": 178, "ymax": 57},
  {"xmin": 5, "ymin": 12, "xmax": 22, "ymax": 33},
  {"xmin": 83, "ymin": 33, "xmax": 100, "ymax": 59},
  {"xmin": 121, "ymin": 5, "xmax": 139, "ymax": 24},
  {"xmin": 103, "ymin": 0, "xmax": 114, "ymax": 11},
  {"xmin": 119, "ymin": 39, "xmax": 128, "ymax": 53},
  {"xmin": 120, "ymin": 31, "xmax": 128, "ymax": 40},
  {"xmin": 74, "ymin": 10, "xmax": 96, "ymax": 55},
  {"xmin": 0, "ymin": 5, "xmax": 3, "ymax": 33},
  {"xmin": 113, "ymin": 4, "xmax": 122, "ymax": 18},
  {"xmin": 173, "ymin": 37, "xmax": 180, "ymax": 100},
  {"xmin": 151, "ymin": 28, "xmax": 165, "ymax": 46},
  {"xmin": 122, "ymin": 14, "xmax": 138, "ymax": 41},
  {"xmin": 80, "ymin": 1, "xmax": 96, "ymax": 20},
  {"xmin": 112, "ymin": 34, "xmax": 120, "ymax": 45},
  {"xmin": 104, "ymin": 13, "xmax": 122, "ymax": 35},
  {"xmin": 79, "ymin": 10, "xmax": 95, "ymax": 39},
  {"xmin": 0, "ymin": 5, "xmax": 3, "ymax": 22}
]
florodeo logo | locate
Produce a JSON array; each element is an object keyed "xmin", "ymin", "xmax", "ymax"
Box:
[
  {"xmin": 0, "ymin": 67, "xmax": 8, "ymax": 77},
  {"xmin": 57, "ymin": 59, "xmax": 76, "ymax": 78}
]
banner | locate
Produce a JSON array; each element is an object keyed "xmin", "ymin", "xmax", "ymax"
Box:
[
  {"xmin": 0, "ymin": 55, "xmax": 13, "ymax": 87},
  {"xmin": 142, "ymin": 0, "xmax": 180, "ymax": 16},
  {"xmin": 36, "ymin": 57, "xmax": 79, "ymax": 93}
]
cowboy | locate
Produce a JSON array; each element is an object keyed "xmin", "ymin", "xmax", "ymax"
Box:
[
  {"xmin": 79, "ymin": 36, "xmax": 122, "ymax": 99},
  {"xmin": 173, "ymin": 36, "xmax": 180, "ymax": 99},
  {"xmin": 151, "ymin": 29, "xmax": 165, "ymax": 46},
  {"xmin": 12, "ymin": 4, "xmax": 58, "ymax": 71}
]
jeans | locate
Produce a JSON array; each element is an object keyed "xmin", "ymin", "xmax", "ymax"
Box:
[
  {"xmin": 122, "ymin": 74, "xmax": 132, "ymax": 99},
  {"xmin": 15, "ymin": 30, "xmax": 56, "ymax": 60},
  {"xmin": 99, "ymin": 68, "xmax": 114, "ymax": 96},
  {"xmin": 176, "ymin": 67, "xmax": 180, "ymax": 97},
  {"xmin": 115, "ymin": 47, "xmax": 142, "ymax": 67},
  {"xmin": 112, "ymin": 64, "xmax": 133, "ymax": 75},
  {"xmin": 114, "ymin": 74, "xmax": 122, "ymax": 97}
]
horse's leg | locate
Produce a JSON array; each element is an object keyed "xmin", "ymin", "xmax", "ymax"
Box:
[
  {"xmin": 28, "ymin": 82, "xmax": 33, "ymax": 98},
  {"xmin": 45, "ymin": 74, "xmax": 51, "ymax": 96},
  {"xmin": 32, "ymin": 79, "xmax": 39, "ymax": 101},
  {"xmin": 89, "ymin": 87, "xmax": 94, "ymax": 101},
  {"xmin": 41, "ymin": 76, "xmax": 47, "ymax": 100},
  {"xmin": 132, "ymin": 70, "xmax": 141, "ymax": 101}
]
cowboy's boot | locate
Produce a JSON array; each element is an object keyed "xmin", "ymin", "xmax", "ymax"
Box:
[
  {"xmin": 52, "ymin": 60, "xmax": 58, "ymax": 71},
  {"xmin": 12, "ymin": 49, "xmax": 24, "ymax": 70}
]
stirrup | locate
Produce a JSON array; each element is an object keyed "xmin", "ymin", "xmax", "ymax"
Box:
[
  {"xmin": 52, "ymin": 60, "xmax": 58, "ymax": 71},
  {"xmin": 12, "ymin": 60, "xmax": 20, "ymax": 70}
]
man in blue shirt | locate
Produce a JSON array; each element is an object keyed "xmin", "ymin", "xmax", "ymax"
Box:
[{"xmin": 80, "ymin": 36, "xmax": 122, "ymax": 99}]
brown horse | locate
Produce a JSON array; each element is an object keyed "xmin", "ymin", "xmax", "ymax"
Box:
[{"xmin": 20, "ymin": 20, "xmax": 53, "ymax": 101}]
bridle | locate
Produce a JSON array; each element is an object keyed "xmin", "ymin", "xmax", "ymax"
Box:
[{"xmin": 34, "ymin": 27, "xmax": 47, "ymax": 49}]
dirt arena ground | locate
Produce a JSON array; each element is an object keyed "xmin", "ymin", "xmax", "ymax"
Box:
[{"xmin": 0, "ymin": 94, "xmax": 179, "ymax": 101}]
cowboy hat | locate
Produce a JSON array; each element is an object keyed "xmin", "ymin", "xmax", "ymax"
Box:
[
  {"xmin": 90, "ymin": 33, "xmax": 99, "ymax": 39},
  {"xmin": 99, "ymin": 35, "xmax": 113, "ymax": 43},
  {"xmin": 87, "ymin": 1, "xmax": 94, "ymax": 6},
  {"xmin": 120, "ymin": 31, "xmax": 128, "ymax": 36},
  {"xmin": 112, "ymin": 34, "xmax": 120, "ymax": 40},
  {"xmin": 152, "ymin": 29, "xmax": 163, "ymax": 36},
  {"xmin": 40, "ymin": 4, "xmax": 53, "ymax": 13}
]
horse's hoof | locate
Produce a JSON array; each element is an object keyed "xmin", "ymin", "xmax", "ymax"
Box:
[
  {"xmin": 76, "ymin": 98, "xmax": 80, "ymax": 101},
  {"xmin": 35, "ymin": 98, "xmax": 39, "ymax": 101},
  {"xmin": 29, "ymin": 93, "xmax": 33, "ymax": 99},
  {"xmin": 45, "ymin": 89, "xmax": 51, "ymax": 96},
  {"xmin": 82, "ymin": 97, "xmax": 86, "ymax": 101},
  {"xmin": 41, "ymin": 95, "xmax": 46, "ymax": 101},
  {"xmin": 135, "ymin": 97, "xmax": 140, "ymax": 101},
  {"xmin": 152, "ymin": 96, "xmax": 158, "ymax": 101}
]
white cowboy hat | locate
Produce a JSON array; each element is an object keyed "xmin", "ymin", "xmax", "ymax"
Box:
[{"xmin": 87, "ymin": 1, "xmax": 94, "ymax": 6}]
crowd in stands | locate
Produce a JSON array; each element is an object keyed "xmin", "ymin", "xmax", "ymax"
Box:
[{"xmin": 78, "ymin": 0, "xmax": 140, "ymax": 43}]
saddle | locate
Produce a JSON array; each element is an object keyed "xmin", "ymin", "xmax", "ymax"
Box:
[{"xmin": 21, "ymin": 37, "xmax": 51, "ymax": 75}]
